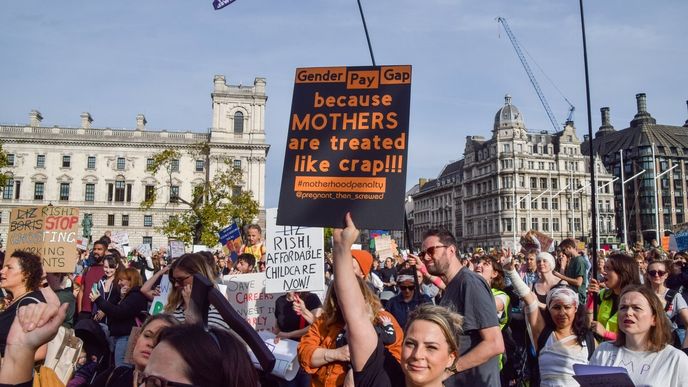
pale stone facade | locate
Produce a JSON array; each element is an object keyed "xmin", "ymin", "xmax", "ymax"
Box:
[
  {"xmin": 412, "ymin": 95, "xmax": 617, "ymax": 252},
  {"xmin": 0, "ymin": 75, "xmax": 269, "ymax": 248}
]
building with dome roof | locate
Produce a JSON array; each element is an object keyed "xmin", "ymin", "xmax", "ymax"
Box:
[
  {"xmin": 585, "ymin": 93, "xmax": 688, "ymax": 246},
  {"xmin": 412, "ymin": 95, "xmax": 617, "ymax": 251}
]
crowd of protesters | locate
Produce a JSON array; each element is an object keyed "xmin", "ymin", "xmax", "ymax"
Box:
[{"xmin": 2, "ymin": 219, "xmax": 688, "ymax": 387}]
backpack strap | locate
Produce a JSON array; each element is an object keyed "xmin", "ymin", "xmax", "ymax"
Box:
[
  {"xmin": 665, "ymin": 289, "xmax": 678, "ymax": 312},
  {"xmin": 536, "ymin": 325, "xmax": 553, "ymax": 355},
  {"xmin": 585, "ymin": 330, "xmax": 596, "ymax": 360}
]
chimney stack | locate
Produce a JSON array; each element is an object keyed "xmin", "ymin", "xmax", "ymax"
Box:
[
  {"xmin": 601, "ymin": 107, "xmax": 611, "ymax": 127},
  {"xmin": 636, "ymin": 93, "xmax": 647, "ymax": 114},
  {"xmin": 684, "ymin": 100, "xmax": 688, "ymax": 127},
  {"xmin": 136, "ymin": 114, "xmax": 147, "ymax": 130},
  {"xmin": 630, "ymin": 92, "xmax": 656, "ymax": 128},
  {"xmin": 80, "ymin": 112, "xmax": 93, "ymax": 129},
  {"xmin": 595, "ymin": 107, "xmax": 615, "ymax": 138},
  {"xmin": 29, "ymin": 110, "xmax": 43, "ymax": 127}
]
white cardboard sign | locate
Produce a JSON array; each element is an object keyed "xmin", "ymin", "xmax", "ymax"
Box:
[
  {"xmin": 222, "ymin": 272, "xmax": 281, "ymax": 331},
  {"xmin": 264, "ymin": 208, "xmax": 325, "ymax": 294}
]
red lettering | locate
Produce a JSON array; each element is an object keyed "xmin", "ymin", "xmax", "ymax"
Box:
[{"xmin": 44, "ymin": 216, "xmax": 78, "ymax": 230}]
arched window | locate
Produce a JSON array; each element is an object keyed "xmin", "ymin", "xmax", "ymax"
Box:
[{"xmin": 234, "ymin": 111, "xmax": 244, "ymax": 134}]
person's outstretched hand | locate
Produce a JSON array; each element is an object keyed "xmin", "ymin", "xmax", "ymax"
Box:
[
  {"xmin": 333, "ymin": 212, "xmax": 359, "ymax": 251},
  {"xmin": 7, "ymin": 302, "xmax": 69, "ymax": 351}
]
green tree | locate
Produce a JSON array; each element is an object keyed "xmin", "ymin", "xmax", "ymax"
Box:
[
  {"xmin": 0, "ymin": 142, "xmax": 9, "ymax": 188},
  {"xmin": 141, "ymin": 144, "xmax": 259, "ymax": 246}
]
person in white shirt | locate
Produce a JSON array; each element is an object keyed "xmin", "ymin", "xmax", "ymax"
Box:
[{"xmin": 589, "ymin": 284, "xmax": 688, "ymax": 387}]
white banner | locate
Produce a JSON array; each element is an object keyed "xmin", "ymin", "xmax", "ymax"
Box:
[
  {"xmin": 265, "ymin": 208, "xmax": 325, "ymax": 294},
  {"xmin": 222, "ymin": 272, "xmax": 281, "ymax": 331}
]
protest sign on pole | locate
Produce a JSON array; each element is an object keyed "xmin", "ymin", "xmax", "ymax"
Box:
[
  {"xmin": 169, "ymin": 240, "xmax": 185, "ymax": 258},
  {"xmin": 374, "ymin": 235, "xmax": 394, "ymax": 261},
  {"xmin": 264, "ymin": 208, "xmax": 325, "ymax": 294},
  {"xmin": 219, "ymin": 222, "xmax": 243, "ymax": 261},
  {"xmin": 6, "ymin": 206, "xmax": 79, "ymax": 273},
  {"xmin": 222, "ymin": 272, "xmax": 281, "ymax": 331},
  {"xmin": 136, "ymin": 243, "xmax": 152, "ymax": 258},
  {"xmin": 192, "ymin": 245, "xmax": 210, "ymax": 253},
  {"xmin": 672, "ymin": 222, "xmax": 688, "ymax": 252},
  {"xmin": 277, "ymin": 65, "xmax": 412, "ymax": 229},
  {"xmin": 110, "ymin": 231, "xmax": 129, "ymax": 246}
]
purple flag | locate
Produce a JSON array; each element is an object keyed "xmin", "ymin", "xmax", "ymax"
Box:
[{"xmin": 213, "ymin": 0, "xmax": 237, "ymax": 10}]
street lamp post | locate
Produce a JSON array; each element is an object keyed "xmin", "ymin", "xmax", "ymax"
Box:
[
  {"xmin": 594, "ymin": 177, "xmax": 619, "ymax": 249},
  {"xmin": 651, "ymin": 142, "xmax": 678, "ymax": 243},
  {"xmin": 620, "ymin": 168, "xmax": 646, "ymax": 249},
  {"xmin": 513, "ymin": 192, "xmax": 531, "ymax": 250},
  {"xmin": 551, "ymin": 183, "xmax": 571, "ymax": 239}
]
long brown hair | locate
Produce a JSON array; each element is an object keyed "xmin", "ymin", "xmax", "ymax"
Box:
[
  {"xmin": 603, "ymin": 253, "xmax": 640, "ymax": 299},
  {"xmin": 164, "ymin": 253, "xmax": 216, "ymax": 313},
  {"xmin": 321, "ymin": 276, "xmax": 382, "ymax": 329},
  {"xmin": 614, "ymin": 285, "xmax": 672, "ymax": 352}
]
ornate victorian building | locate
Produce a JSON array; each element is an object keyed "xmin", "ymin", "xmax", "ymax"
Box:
[
  {"xmin": 0, "ymin": 75, "xmax": 269, "ymax": 248},
  {"xmin": 413, "ymin": 95, "xmax": 617, "ymax": 251}
]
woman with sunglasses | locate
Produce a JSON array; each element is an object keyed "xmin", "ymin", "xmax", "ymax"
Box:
[
  {"xmin": 587, "ymin": 253, "xmax": 640, "ymax": 342},
  {"xmin": 503, "ymin": 252, "xmax": 594, "ymax": 387},
  {"xmin": 164, "ymin": 253, "xmax": 229, "ymax": 330},
  {"xmin": 589, "ymin": 285, "xmax": 688, "ymax": 386},
  {"xmin": 385, "ymin": 270, "xmax": 432, "ymax": 328},
  {"xmin": 644, "ymin": 260, "xmax": 688, "ymax": 348}
]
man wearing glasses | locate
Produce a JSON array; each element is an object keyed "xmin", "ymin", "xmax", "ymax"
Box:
[{"xmin": 415, "ymin": 229, "xmax": 504, "ymax": 387}]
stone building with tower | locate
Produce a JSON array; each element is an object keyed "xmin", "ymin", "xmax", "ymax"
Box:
[
  {"xmin": 586, "ymin": 93, "xmax": 688, "ymax": 246},
  {"xmin": 412, "ymin": 95, "xmax": 617, "ymax": 251},
  {"xmin": 0, "ymin": 75, "xmax": 269, "ymax": 248}
]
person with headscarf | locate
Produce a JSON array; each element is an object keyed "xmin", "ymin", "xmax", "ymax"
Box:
[{"xmin": 504, "ymin": 250, "xmax": 595, "ymax": 387}]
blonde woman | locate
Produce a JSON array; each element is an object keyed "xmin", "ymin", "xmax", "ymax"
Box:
[{"xmin": 331, "ymin": 214, "xmax": 463, "ymax": 387}]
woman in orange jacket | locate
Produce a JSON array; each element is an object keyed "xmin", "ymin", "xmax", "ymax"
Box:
[{"xmin": 297, "ymin": 275, "xmax": 402, "ymax": 387}]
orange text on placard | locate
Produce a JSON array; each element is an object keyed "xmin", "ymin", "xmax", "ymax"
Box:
[
  {"xmin": 347, "ymin": 70, "xmax": 379, "ymax": 89},
  {"xmin": 295, "ymin": 67, "xmax": 347, "ymax": 83},
  {"xmin": 294, "ymin": 176, "xmax": 386, "ymax": 193},
  {"xmin": 380, "ymin": 66, "xmax": 412, "ymax": 85}
]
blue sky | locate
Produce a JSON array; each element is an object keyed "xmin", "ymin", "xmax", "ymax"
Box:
[{"xmin": 1, "ymin": 1, "xmax": 686, "ymax": 207}]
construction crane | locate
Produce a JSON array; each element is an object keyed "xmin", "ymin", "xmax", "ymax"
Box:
[{"xmin": 496, "ymin": 17, "xmax": 575, "ymax": 132}]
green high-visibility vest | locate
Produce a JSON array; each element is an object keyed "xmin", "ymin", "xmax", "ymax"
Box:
[{"xmin": 598, "ymin": 288, "xmax": 618, "ymax": 334}]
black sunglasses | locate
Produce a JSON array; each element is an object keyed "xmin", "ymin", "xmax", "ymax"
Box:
[
  {"xmin": 140, "ymin": 375, "xmax": 196, "ymax": 387},
  {"xmin": 171, "ymin": 274, "xmax": 192, "ymax": 285},
  {"xmin": 399, "ymin": 285, "xmax": 415, "ymax": 291},
  {"xmin": 419, "ymin": 245, "xmax": 448, "ymax": 257},
  {"xmin": 648, "ymin": 270, "xmax": 666, "ymax": 277}
]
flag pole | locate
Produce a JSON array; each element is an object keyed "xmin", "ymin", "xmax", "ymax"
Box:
[
  {"xmin": 356, "ymin": 0, "xmax": 377, "ymax": 67},
  {"xmin": 578, "ymin": 0, "xmax": 599, "ymax": 320}
]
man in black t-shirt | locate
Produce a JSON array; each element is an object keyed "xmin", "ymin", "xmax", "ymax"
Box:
[{"xmin": 416, "ymin": 229, "xmax": 504, "ymax": 387}]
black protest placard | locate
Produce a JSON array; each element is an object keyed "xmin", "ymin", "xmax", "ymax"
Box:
[{"xmin": 277, "ymin": 65, "xmax": 411, "ymax": 229}]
